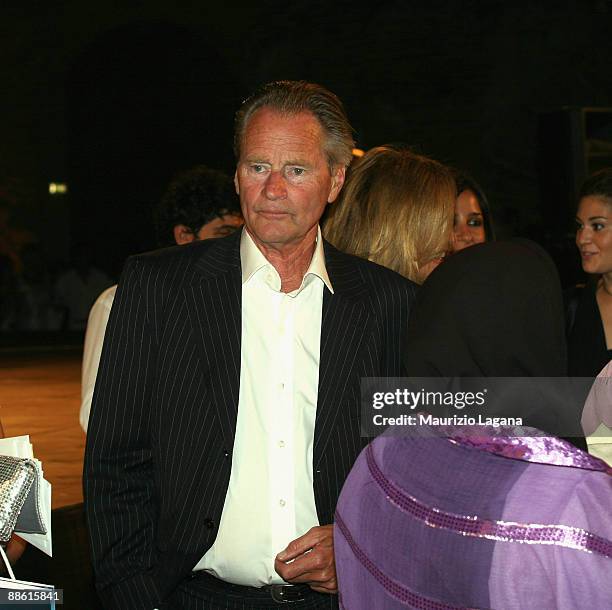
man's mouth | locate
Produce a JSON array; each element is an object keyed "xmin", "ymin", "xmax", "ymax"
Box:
[{"xmin": 258, "ymin": 210, "xmax": 289, "ymax": 218}]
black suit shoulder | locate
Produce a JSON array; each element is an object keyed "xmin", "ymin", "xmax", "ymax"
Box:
[
  {"xmin": 138, "ymin": 230, "xmax": 235, "ymax": 262},
  {"xmin": 356, "ymin": 254, "xmax": 418, "ymax": 295},
  {"xmin": 130, "ymin": 230, "xmax": 239, "ymax": 273},
  {"xmin": 323, "ymin": 242, "xmax": 417, "ymax": 379},
  {"xmin": 323, "ymin": 240, "xmax": 418, "ymax": 308},
  {"xmin": 117, "ymin": 231, "xmax": 241, "ymax": 305}
]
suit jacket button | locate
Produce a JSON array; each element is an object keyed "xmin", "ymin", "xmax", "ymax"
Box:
[
  {"xmin": 204, "ymin": 518, "xmax": 215, "ymax": 529},
  {"xmin": 223, "ymin": 449, "xmax": 229, "ymax": 458}
]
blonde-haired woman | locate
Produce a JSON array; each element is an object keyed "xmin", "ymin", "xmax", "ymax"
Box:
[{"xmin": 323, "ymin": 145, "xmax": 455, "ymax": 283}]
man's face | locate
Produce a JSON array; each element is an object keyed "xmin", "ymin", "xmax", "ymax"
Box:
[
  {"xmin": 196, "ymin": 213, "xmax": 243, "ymax": 239},
  {"xmin": 173, "ymin": 213, "xmax": 243, "ymax": 245},
  {"xmin": 234, "ymin": 108, "xmax": 345, "ymax": 253}
]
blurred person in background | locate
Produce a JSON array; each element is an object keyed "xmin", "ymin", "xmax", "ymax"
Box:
[
  {"xmin": 0, "ymin": 254, "xmax": 19, "ymax": 330},
  {"xmin": 0, "ymin": 196, "xmax": 36, "ymax": 276},
  {"xmin": 16, "ymin": 244, "xmax": 63, "ymax": 331},
  {"xmin": 323, "ymin": 145, "xmax": 455, "ymax": 284},
  {"xmin": 79, "ymin": 165, "xmax": 242, "ymax": 432},
  {"xmin": 153, "ymin": 165, "xmax": 244, "ymax": 247},
  {"xmin": 53, "ymin": 242, "xmax": 113, "ymax": 331},
  {"xmin": 450, "ymin": 170, "xmax": 495, "ymax": 254},
  {"xmin": 568, "ymin": 168, "xmax": 612, "ymax": 464}
]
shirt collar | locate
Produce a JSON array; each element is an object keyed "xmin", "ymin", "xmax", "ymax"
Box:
[{"xmin": 240, "ymin": 226, "xmax": 334, "ymax": 294}]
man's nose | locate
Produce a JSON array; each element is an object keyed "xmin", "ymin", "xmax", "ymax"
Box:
[{"xmin": 264, "ymin": 171, "xmax": 287, "ymax": 200}]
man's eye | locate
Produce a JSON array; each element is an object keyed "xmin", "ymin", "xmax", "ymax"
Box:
[
  {"xmin": 593, "ymin": 223, "xmax": 605, "ymax": 231},
  {"xmin": 289, "ymin": 167, "xmax": 305, "ymax": 177},
  {"xmin": 251, "ymin": 164, "xmax": 266, "ymax": 173}
]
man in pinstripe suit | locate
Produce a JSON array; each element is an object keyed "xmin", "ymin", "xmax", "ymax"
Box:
[{"xmin": 84, "ymin": 81, "xmax": 417, "ymax": 610}]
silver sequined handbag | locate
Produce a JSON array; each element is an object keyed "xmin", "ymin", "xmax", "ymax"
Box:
[{"xmin": 0, "ymin": 456, "xmax": 37, "ymax": 542}]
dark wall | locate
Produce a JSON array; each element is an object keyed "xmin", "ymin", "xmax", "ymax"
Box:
[
  {"xmin": 66, "ymin": 21, "xmax": 240, "ymax": 273},
  {"xmin": 3, "ymin": 1, "xmax": 612, "ymax": 280}
]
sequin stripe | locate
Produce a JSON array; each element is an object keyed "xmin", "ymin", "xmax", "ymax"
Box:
[
  {"xmin": 335, "ymin": 511, "xmax": 478, "ymax": 610},
  {"xmin": 446, "ymin": 432, "xmax": 612, "ymax": 474},
  {"xmin": 366, "ymin": 444, "xmax": 612, "ymax": 558}
]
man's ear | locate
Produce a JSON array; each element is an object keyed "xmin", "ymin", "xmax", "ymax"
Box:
[
  {"xmin": 234, "ymin": 171, "xmax": 240, "ymax": 195},
  {"xmin": 327, "ymin": 166, "xmax": 346, "ymax": 203},
  {"xmin": 173, "ymin": 224, "xmax": 196, "ymax": 245}
]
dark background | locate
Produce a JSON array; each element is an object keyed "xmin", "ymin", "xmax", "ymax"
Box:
[{"xmin": 3, "ymin": 0, "xmax": 612, "ymax": 283}]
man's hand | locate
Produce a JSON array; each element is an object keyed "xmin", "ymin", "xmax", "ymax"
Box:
[{"xmin": 274, "ymin": 525, "xmax": 337, "ymax": 594}]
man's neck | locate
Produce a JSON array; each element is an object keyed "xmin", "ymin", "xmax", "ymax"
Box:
[{"xmin": 248, "ymin": 228, "xmax": 318, "ymax": 293}]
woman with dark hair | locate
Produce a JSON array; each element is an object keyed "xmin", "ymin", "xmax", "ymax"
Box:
[
  {"xmin": 450, "ymin": 171, "xmax": 495, "ymax": 253},
  {"xmin": 569, "ymin": 167, "xmax": 612, "ymax": 465},
  {"xmin": 335, "ymin": 241, "xmax": 610, "ymax": 610},
  {"xmin": 568, "ymin": 168, "xmax": 612, "ymax": 376}
]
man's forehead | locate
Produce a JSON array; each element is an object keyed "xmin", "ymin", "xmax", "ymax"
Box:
[{"xmin": 241, "ymin": 107, "xmax": 324, "ymax": 151}]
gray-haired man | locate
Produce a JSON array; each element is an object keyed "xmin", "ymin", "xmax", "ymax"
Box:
[{"xmin": 85, "ymin": 81, "xmax": 416, "ymax": 609}]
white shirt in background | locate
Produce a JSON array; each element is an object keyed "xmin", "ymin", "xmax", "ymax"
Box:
[
  {"xmin": 80, "ymin": 285, "xmax": 117, "ymax": 433},
  {"xmin": 583, "ymin": 359, "xmax": 612, "ymax": 467}
]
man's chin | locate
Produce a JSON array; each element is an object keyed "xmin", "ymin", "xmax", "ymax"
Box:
[{"xmin": 247, "ymin": 223, "xmax": 295, "ymax": 246}]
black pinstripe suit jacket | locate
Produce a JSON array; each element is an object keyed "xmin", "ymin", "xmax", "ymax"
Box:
[{"xmin": 84, "ymin": 230, "xmax": 417, "ymax": 609}]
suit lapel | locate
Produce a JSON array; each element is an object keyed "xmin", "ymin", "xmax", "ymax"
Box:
[
  {"xmin": 314, "ymin": 243, "xmax": 372, "ymax": 467},
  {"xmin": 184, "ymin": 232, "xmax": 242, "ymax": 450}
]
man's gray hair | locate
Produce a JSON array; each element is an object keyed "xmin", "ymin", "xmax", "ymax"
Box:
[{"xmin": 234, "ymin": 80, "xmax": 355, "ymax": 170}]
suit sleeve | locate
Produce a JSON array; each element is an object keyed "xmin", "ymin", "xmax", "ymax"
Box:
[{"xmin": 83, "ymin": 257, "xmax": 161, "ymax": 609}]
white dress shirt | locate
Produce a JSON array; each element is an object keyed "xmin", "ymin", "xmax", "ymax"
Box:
[{"xmin": 194, "ymin": 227, "xmax": 333, "ymax": 586}]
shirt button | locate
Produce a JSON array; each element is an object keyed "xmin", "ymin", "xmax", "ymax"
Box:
[
  {"xmin": 279, "ymin": 499, "xmax": 286, "ymax": 507},
  {"xmin": 278, "ymin": 440, "xmax": 285, "ymax": 448}
]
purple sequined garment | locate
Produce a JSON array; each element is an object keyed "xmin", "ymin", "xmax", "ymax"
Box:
[
  {"xmin": 445, "ymin": 425, "xmax": 612, "ymax": 474},
  {"xmin": 365, "ymin": 441, "xmax": 612, "ymax": 558},
  {"xmin": 335, "ymin": 428, "xmax": 612, "ymax": 609}
]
